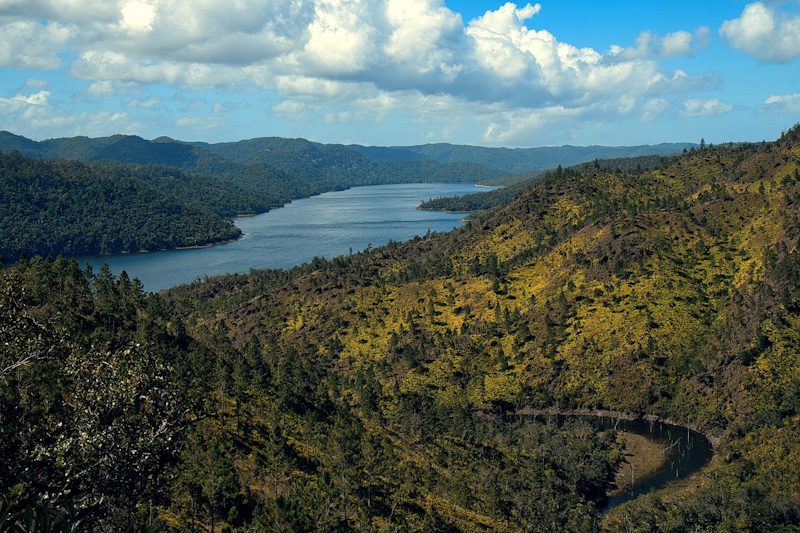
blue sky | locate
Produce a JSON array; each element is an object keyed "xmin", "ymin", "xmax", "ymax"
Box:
[{"xmin": 0, "ymin": 0, "xmax": 798, "ymax": 147}]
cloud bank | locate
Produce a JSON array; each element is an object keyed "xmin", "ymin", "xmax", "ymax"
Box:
[{"xmin": 0, "ymin": 0, "xmax": 719, "ymax": 143}]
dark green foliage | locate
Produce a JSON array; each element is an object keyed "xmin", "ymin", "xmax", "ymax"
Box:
[
  {"xmin": 0, "ymin": 131, "xmax": 504, "ymax": 210},
  {"xmin": 0, "ymin": 258, "xmax": 624, "ymax": 531},
  {"xmin": 350, "ymin": 141, "xmax": 694, "ymax": 174},
  {"xmin": 3, "ymin": 127, "xmax": 800, "ymax": 531},
  {"xmin": 196, "ymin": 135, "xmax": 506, "ymax": 191},
  {"xmin": 0, "ymin": 132, "xmax": 507, "ymax": 262},
  {"xmin": 0, "ymin": 151, "xmax": 241, "ymax": 261},
  {"xmin": 85, "ymin": 160, "xmax": 272, "ymax": 217},
  {"xmin": 0, "ymin": 258, "xmax": 205, "ymax": 530}
]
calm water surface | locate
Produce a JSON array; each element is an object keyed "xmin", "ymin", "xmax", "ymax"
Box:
[
  {"xmin": 518, "ymin": 415, "xmax": 713, "ymax": 511},
  {"xmin": 79, "ymin": 183, "xmax": 488, "ymax": 291},
  {"xmin": 596, "ymin": 417, "xmax": 712, "ymax": 510}
]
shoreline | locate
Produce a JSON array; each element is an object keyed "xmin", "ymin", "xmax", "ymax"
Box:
[
  {"xmin": 608, "ymin": 432, "xmax": 670, "ymax": 497},
  {"xmin": 514, "ymin": 406, "xmax": 721, "ymax": 448},
  {"xmin": 81, "ymin": 234, "xmax": 245, "ymax": 258},
  {"xmin": 416, "ymin": 205, "xmax": 471, "ymax": 214},
  {"xmin": 174, "ymin": 236, "xmax": 242, "ymax": 250}
]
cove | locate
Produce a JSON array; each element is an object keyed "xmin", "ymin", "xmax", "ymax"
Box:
[
  {"xmin": 515, "ymin": 412, "xmax": 714, "ymax": 511},
  {"xmin": 594, "ymin": 417, "xmax": 712, "ymax": 510},
  {"xmin": 77, "ymin": 183, "xmax": 490, "ymax": 292}
]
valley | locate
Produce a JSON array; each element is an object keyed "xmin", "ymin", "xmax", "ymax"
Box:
[
  {"xmin": 2, "ymin": 2, "xmax": 798, "ymax": 531},
  {"xmin": 78, "ymin": 183, "xmax": 489, "ymax": 291},
  {"xmin": 3, "ymin": 126, "xmax": 799, "ymax": 531}
]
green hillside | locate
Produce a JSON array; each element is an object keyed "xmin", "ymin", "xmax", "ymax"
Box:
[
  {"xmin": 167, "ymin": 126, "xmax": 800, "ymax": 530},
  {"xmin": 418, "ymin": 155, "xmax": 678, "ymax": 214},
  {"xmin": 0, "ymin": 152, "xmax": 241, "ymax": 261},
  {"xmin": 2, "ymin": 127, "xmax": 799, "ymax": 531},
  {"xmin": 350, "ymin": 142, "xmax": 694, "ymax": 174},
  {"xmin": 0, "ymin": 131, "xmax": 504, "ymax": 201}
]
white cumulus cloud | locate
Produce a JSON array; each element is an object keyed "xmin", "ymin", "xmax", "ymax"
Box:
[
  {"xmin": 0, "ymin": 90, "xmax": 50, "ymax": 107},
  {"xmin": 720, "ymin": 2, "xmax": 800, "ymax": 63},
  {"xmin": 2, "ymin": 1, "xmax": 710, "ymax": 105},
  {"xmin": 681, "ymin": 98, "xmax": 733, "ymax": 117},
  {"xmin": 610, "ymin": 27, "xmax": 710, "ymax": 61},
  {"xmin": 641, "ymin": 97, "xmax": 669, "ymax": 122},
  {"xmin": 0, "ymin": 19, "xmax": 73, "ymax": 69},
  {"xmin": 127, "ymin": 97, "xmax": 158, "ymax": 108},
  {"xmin": 119, "ymin": 0, "xmax": 156, "ymax": 32},
  {"xmin": 0, "ymin": 0, "xmax": 733, "ymax": 143},
  {"xmin": 763, "ymin": 94, "xmax": 800, "ymax": 113}
]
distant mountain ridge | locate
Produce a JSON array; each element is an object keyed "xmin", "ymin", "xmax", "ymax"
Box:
[
  {"xmin": 1, "ymin": 130, "xmax": 694, "ymax": 178},
  {"xmin": 0, "ymin": 130, "xmax": 694, "ymax": 260},
  {"xmin": 0, "ymin": 130, "xmax": 246, "ymax": 176},
  {"xmin": 349, "ymin": 141, "xmax": 696, "ymax": 173},
  {"xmin": 0, "ymin": 131, "xmax": 504, "ymax": 261},
  {"xmin": 0, "ymin": 130, "xmax": 504, "ymax": 189}
]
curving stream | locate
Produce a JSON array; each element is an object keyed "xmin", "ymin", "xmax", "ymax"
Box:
[
  {"xmin": 592, "ymin": 417, "xmax": 713, "ymax": 510},
  {"xmin": 518, "ymin": 414, "xmax": 714, "ymax": 511}
]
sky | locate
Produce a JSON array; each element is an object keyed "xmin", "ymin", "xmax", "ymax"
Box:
[{"xmin": 0, "ymin": 0, "xmax": 798, "ymax": 147}]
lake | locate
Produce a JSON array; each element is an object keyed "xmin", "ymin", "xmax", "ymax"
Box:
[{"xmin": 78, "ymin": 183, "xmax": 488, "ymax": 291}]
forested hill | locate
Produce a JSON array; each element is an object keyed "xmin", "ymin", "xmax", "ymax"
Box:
[
  {"xmin": 0, "ymin": 131, "xmax": 504, "ymax": 261},
  {"xmin": 0, "ymin": 131, "xmax": 697, "ymax": 227},
  {"xmin": 350, "ymin": 141, "xmax": 694, "ymax": 173},
  {"xmin": 0, "ymin": 131, "xmax": 693, "ymax": 193},
  {"xmin": 194, "ymin": 136, "xmax": 505, "ymax": 189},
  {"xmin": 164, "ymin": 126, "xmax": 800, "ymax": 530},
  {"xmin": 84, "ymin": 160, "xmax": 277, "ymax": 218},
  {"xmin": 0, "ymin": 151, "xmax": 241, "ymax": 262},
  {"xmin": 3, "ymin": 128, "xmax": 799, "ymax": 531},
  {"xmin": 418, "ymin": 154, "xmax": 677, "ymax": 213},
  {"xmin": 0, "ymin": 131, "xmax": 504, "ymax": 192},
  {"xmin": 0, "ymin": 130, "xmax": 233, "ymax": 174}
]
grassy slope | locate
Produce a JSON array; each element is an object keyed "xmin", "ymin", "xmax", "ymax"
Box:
[
  {"xmin": 418, "ymin": 155, "xmax": 678, "ymax": 213},
  {"xmin": 173, "ymin": 129, "xmax": 800, "ymax": 530}
]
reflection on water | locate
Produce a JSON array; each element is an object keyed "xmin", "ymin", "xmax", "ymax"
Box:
[
  {"xmin": 593, "ymin": 417, "xmax": 713, "ymax": 510},
  {"xmin": 517, "ymin": 415, "xmax": 713, "ymax": 511},
  {"xmin": 77, "ymin": 183, "xmax": 489, "ymax": 291}
]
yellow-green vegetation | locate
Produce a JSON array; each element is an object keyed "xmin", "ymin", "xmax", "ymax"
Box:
[
  {"xmin": 3, "ymin": 127, "xmax": 800, "ymax": 531},
  {"xmin": 165, "ymin": 127, "xmax": 800, "ymax": 530},
  {"xmin": 609, "ymin": 433, "xmax": 669, "ymax": 496}
]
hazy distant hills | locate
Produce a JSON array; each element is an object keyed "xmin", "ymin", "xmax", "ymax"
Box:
[
  {"xmin": 0, "ymin": 131, "xmax": 503, "ymax": 260},
  {"xmin": 0, "ymin": 130, "xmax": 694, "ymax": 259},
  {"xmin": 0, "ymin": 131, "xmax": 502, "ymax": 184},
  {"xmin": 350, "ymin": 141, "xmax": 696, "ymax": 173},
  {"xmin": 1, "ymin": 130, "xmax": 693, "ymax": 183},
  {"xmin": 0, "ymin": 130, "xmax": 260, "ymax": 176}
]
